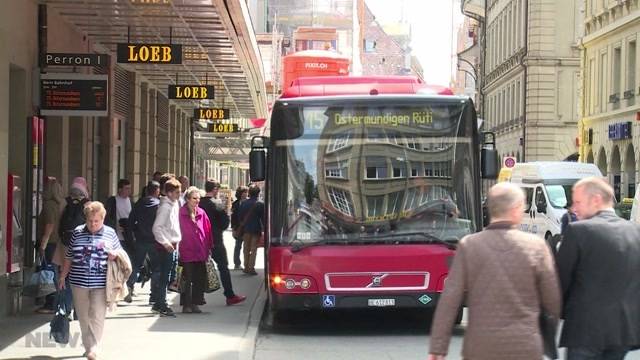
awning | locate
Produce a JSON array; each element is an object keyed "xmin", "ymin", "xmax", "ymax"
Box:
[
  {"xmin": 462, "ymin": 0, "xmax": 485, "ymax": 19},
  {"xmin": 44, "ymin": 0, "xmax": 267, "ymax": 120}
]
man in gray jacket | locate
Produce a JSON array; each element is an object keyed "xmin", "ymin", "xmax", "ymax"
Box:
[
  {"xmin": 557, "ymin": 177, "xmax": 640, "ymax": 359},
  {"xmin": 428, "ymin": 182, "xmax": 561, "ymax": 360}
]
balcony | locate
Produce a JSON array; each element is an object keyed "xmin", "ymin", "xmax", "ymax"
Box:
[{"xmin": 462, "ymin": 0, "xmax": 485, "ymax": 19}]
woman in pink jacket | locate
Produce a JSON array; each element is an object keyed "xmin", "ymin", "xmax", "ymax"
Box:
[{"xmin": 178, "ymin": 186, "xmax": 212, "ymax": 313}]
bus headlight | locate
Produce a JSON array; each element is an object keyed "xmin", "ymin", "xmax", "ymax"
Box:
[
  {"xmin": 300, "ymin": 278, "xmax": 311, "ymax": 289},
  {"xmin": 285, "ymin": 279, "xmax": 296, "ymax": 290}
]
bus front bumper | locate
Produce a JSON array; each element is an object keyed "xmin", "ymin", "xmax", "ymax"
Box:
[{"xmin": 270, "ymin": 291, "xmax": 442, "ymax": 311}]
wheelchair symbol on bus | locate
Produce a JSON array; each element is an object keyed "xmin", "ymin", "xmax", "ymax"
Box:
[{"xmin": 322, "ymin": 295, "xmax": 336, "ymax": 308}]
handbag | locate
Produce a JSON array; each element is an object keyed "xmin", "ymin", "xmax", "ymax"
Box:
[
  {"xmin": 23, "ymin": 256, "xmax": 57, "ymax": 298},
  {"xmin": 233, "ymin": 201, "xmax": 259, "ymax": 238},
  {"xmin": 169, "ymin": 264, "xmax": 183, "ymax": 293},
  {"xmin": 205, "ymin": 257, "xmax": 221, "ymax": 293},
  {"xmin": 540, "ymin": 311, "xmax": 559, "ymax": 359},
  {"xmin": 49, "ymin": 292, "xmax": 70, "ymax": 344}
]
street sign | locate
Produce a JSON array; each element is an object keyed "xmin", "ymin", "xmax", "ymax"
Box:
[
  {"xmin": 40, "ymin": 73, "xmax": 108, "ymax": 116},
  {"xmin": 503, "ymin": 156, "xmax": 517, "ymax": 169},
  {"xmin": 116, "ymin": 43, "xmax": 182, "ymax": 64},
  {"xmin": 194, "ymin": 108, "xmax": 229, "ymax": 120},
  {"xmin": 208, "ymin": 123, "xmax": 239, "ymax": 133},
  {"xmin": 168, "ymin": 85, "xmax": 214, "ymax": 100}
]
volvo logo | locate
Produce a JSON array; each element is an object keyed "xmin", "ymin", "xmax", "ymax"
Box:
[{"xmin": 365, "ymin": 274, "xmax": 389, "ymax": 288}]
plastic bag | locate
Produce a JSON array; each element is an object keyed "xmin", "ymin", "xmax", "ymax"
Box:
[
  {"xmin": 205, "ymin": 257, "xmax": 221, "ymax": 293},
  {"xmin": 23, "ymin": 257, "xmax": 57, "ymax": 298}
]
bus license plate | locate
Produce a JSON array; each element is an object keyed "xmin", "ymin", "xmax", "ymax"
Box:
[{"xmin": 368, "ymin": 298, "xmax": 395, "ymax": 307}]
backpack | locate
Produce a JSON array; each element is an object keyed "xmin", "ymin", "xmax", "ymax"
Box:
[{"xmin": 59, "ymin": 198, "xmax": 88, "ymax": 246}]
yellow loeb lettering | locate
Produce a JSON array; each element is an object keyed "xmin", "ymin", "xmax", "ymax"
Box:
[
  {"xmin": 151, "ymin": 46, "xmax": 161, "ymax": 62},
  {"xmin": 128, "ymin": 45, "xmax": 138, "ymax": 61},
  {"xmin": 200, "ymin": 87, "xmax": 207, "ymax": 99},
  {"xmin": 162, "ymin": 46, "xmax": 172, "ymax": 62},
  {"xmin": 219, "ymin": 109, "xmax": 224, "ymax": 119},
  {"xmin": 139, "ymin": 46, "xmax": 150, "ymax": 61}
]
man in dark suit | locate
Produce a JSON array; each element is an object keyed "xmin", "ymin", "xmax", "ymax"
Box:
[{"xmin": 557, "ymin": 176, "xmax": 640, "ymax": 360}]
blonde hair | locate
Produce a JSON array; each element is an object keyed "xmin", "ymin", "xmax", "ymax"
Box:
[
  {"xmin": 83, "ymin": 201, "xmax": 106, "ymax": 219},
  {"xmin": 185, "ymin": 186, "xmax": 203, "ymax": 200},
  {"xmin": 487, "ymin": 182, "xmax": 525, "ymax": 219},
  {"xmin": 573, "ymin": 176, "xmax": 614, "ymax": 205}
]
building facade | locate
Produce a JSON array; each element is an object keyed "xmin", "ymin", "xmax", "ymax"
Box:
[
  {"xmin": 0, "ymin": 0, "xmax": 266, "ymax": 318},
  {"xmin": 579, "ymin": 0, "xmax": 640, "ymax": 201},
  {"xmin": 483, "ymin": 0, "xmax": 582, "ymax": 164}
]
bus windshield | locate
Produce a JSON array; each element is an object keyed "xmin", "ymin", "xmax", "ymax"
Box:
[{"xmin": 269, "ymin": 97, "xmax": 480, "ymax": 246}]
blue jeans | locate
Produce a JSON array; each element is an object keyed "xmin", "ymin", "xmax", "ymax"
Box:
[
  {"xmin": 126, "ymin": 242, "xmax": 157, "ymax": 292},
  {"xmin": 151, "ymin": 248, "xmax": 174, "ymax": 308},
  {"xmin": 566, "ymin": 347, "xmax": 629, "ymax": 360}
]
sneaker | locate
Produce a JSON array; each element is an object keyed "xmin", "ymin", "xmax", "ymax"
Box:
[
  {"xmin": 233, "ymin": 265, "xmax": 242, "ymax": 270},
  {"xmin": 190, "ymin": 305, "xmax": 202, "ymax": 313},
  {"xmin": 248, "ymin": 270, "xmax": 258, "ymax": 276},
  {"xmin": 158, "ymin": 306, "xmax": 176, "ymax": 317},
  {"xmin": 167, "ymin": 281, "xmax": 180, "ymax": 293},
  {"xmin": 123, "ymin": 293, "xmax": 132, "ymax": 303},
  {"xmin": 226, "ymin": 295, "xmax": 247, "ymax": 306}
]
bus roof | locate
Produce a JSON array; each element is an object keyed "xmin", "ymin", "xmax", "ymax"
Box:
[{"xmin": 280, "ymin": 75, "xmax": 454, "ymax": 98}]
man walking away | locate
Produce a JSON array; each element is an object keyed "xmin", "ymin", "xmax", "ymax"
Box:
[
  {"xmin": 178, "ymin": 175, "xmax": 190, "ymax": 207},
  {"xmin": 557, "ymin": 177, "xmax": 640, "ymax": 360},
  {"xmin": 199, "ymin": 180, "xmax": 246, "ymax": 305},
  {"xmin": 151, "ymin": 178, "xmax": 182, "ymax": 317},
  {"xmin": 105, "ymin": 179, "xmax": 134, "ymax": 255},
  {"xmin": 231, "ymin": 186, "xmax": 248, "ymax": 270},
  {"xmin": 428, "ymin": 182, "xmax": 561, "ymax": 360},
  {"xmin": 237, "ymin": 185, "xmax": 265, "ymax": 276},
  {"xmin": 124, "ymin": 181, "xmax": 161, "ymax": 303}
]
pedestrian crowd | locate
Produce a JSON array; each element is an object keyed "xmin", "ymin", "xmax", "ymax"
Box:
[
  {"xmin": 428, "ymin": 177, "xmax": 640, "ymax": 360},
  {"xmin": 34, "ymin": 172, "xmax": 264, "ymax": 359}
]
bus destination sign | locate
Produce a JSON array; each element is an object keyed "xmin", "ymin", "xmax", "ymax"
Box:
[
  {"xmin": 116, "ymin": 43, "xmax": 182, "ymax": 64},
  {"xmin": 208, "ymin": 123, "xmax": 239, "ymax": 133},
  {"xmin": 168, "ymin": 85, "xmax": 215, "ymax": 100},
  {"xmin": 194, "ymin": 108, "xmax": 229, "ymax": 120},
  {"xmin": 40, "ymin": 73, "xmax": 108, "ymax": 116}
]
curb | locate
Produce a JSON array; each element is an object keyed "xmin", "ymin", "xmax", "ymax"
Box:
[{"xmin": 239, "ymin": 281, "xmax": 267, "ymax": 360}]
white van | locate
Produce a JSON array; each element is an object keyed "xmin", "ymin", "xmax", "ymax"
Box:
[{"xmin": 509, "ymin": 162, "xmax": 603, "ymax": 241}]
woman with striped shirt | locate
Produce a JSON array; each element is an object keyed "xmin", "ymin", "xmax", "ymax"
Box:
[{"xmin": 59, "ymin": 201, "xmax": 123, "ymax": 360}]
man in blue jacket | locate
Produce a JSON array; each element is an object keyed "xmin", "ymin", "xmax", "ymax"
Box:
[
  {"xmin": 124, "ymin": 181, "xmax": 160, "ymax": 303},
  {"xmin": 237, "ymin": 185, "xmax": 264, "ymax": 275}
]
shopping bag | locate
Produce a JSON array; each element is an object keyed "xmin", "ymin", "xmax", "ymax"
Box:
[
  {"xmin": 205, "ymin": 257, "xmax": 221, "ymax": 293},
  {"xmin": 23, "ymin": 257, "xmax": 57, "ymax": 298},
  {"xmin": 49, "ymin": 292, "xmax": 70, "ymax": 344},
  {"xmin": 169, "ymin": 264, "xmax": 183, "ymax": 293}
]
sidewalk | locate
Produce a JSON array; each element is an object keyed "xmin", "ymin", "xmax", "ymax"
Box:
[{"xmin": 0, "ymin": 231, "xmax": 267, "ymax": 360}]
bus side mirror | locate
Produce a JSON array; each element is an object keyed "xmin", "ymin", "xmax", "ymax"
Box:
[
  {"xmin": 481, "ymin": 132, "xmax": 499, "ymax": 179},
  {"xmin": 250, "ymin": 137, "xmax": 268, "ymax": 182},
  {"xmin": 249, "ymin": 150, "xmax": 265, "ymax": 182}
]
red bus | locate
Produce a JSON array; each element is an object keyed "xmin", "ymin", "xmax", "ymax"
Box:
[
  {"xmin": 281, "ymin": 50, "xmax": 350, "ymax": 91},
  {"xmin": 250, "ymin": 76, "xmax": 498, "ymax": 319}
]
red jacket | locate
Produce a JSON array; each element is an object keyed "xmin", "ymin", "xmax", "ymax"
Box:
[{"xmin": 178, "ymin": 206, "xmax": 212, "ymax": 262}]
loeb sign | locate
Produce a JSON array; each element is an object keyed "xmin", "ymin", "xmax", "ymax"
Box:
[
  {"xmin": 168, "ymin": 85, "xmax": 215, "ymax": 100},
  {"xmin": 194, "ymin": 108, "xmax": 229, "ymax": 120},
  {"xmin": 116, "ymin": 43, "xmax": 182, "ymax": 64}
]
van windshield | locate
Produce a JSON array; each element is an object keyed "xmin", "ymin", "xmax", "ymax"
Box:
[{"xmin": 546, "ymin": 185, "xmax": 573, "ymax": 209}]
